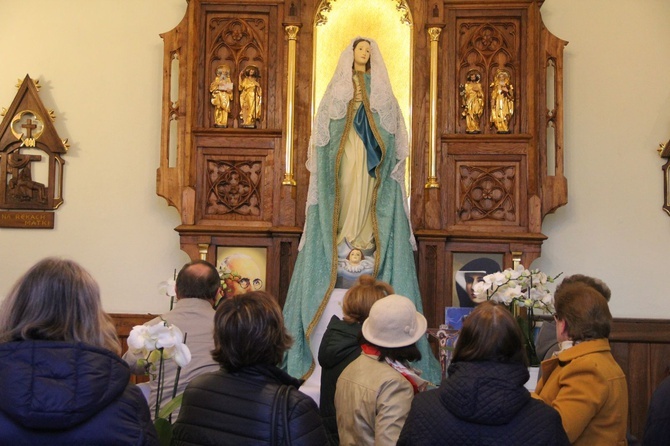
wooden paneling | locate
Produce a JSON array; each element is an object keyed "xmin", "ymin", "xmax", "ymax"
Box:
[{"xmin": 609, "ymin": 318, "xmax": 670, "ymax": 441}]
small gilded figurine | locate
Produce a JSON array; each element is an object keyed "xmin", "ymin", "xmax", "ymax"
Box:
[
  {"xmin": 460, "ymin": 69, "xmax": 484, "ymax": 133},
  {"xmin": 238, "ymin": 65, "xmax": 262, "ymax": 128},
  {"xmin": 490, "ymin": 69, "xmax": 514, "ymax": 133},
  {"xmin": 210, "ymin": 64, "xmax": 234, "ymax": 128}
]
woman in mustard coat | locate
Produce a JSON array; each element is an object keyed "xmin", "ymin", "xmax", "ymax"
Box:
[{"xmin": 534, "ymin": 282, "xmax": 628, "ymax": 445}]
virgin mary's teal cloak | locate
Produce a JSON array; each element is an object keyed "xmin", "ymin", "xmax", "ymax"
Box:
[{"xmin": 282, "ymin": 73, "xmax": 441, "ymax": 385}]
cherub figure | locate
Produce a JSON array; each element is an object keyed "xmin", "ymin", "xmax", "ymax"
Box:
[
  {"xmin": 339, "ymin": 248, "xmax": 374, "ymax": 273},
  {"xmin": 210, "ymin": 64, "xmax": 234, "ymax": 127}
]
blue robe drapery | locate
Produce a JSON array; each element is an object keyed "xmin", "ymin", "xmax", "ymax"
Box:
[{"xmin": 282, "ymin": 73, "xmax": 441, "ymax": 385}]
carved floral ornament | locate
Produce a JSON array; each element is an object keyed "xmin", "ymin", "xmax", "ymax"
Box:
[
  {"xmin": 315, "ymin": 0, "xmax": 412, "ymax": 26},
  {"xmin": 459, "ymin": 164, "xmax": 517, "ymax": 222}
]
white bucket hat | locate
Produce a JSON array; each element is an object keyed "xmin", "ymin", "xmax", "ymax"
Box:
[{"xmin": 361, "ymin": 294, "xmax": 428, "ymax": 348}]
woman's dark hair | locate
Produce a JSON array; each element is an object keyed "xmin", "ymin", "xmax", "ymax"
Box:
[
  {"xmin": 554, "ymin": 282, "xmax": 611, "ymax": 342},
  {"xmin": 360, "ymin": 333, "xmax": 422, "ymax": 363},
  {"xmin": 352, "ymin": 38, "xmax": 372, "ymax": 72},
  {"xmin": 452, "ymin": 301, "xmax": 528, "ymax": 367},
  {"xmin": 211, "ymin": 291, "xmax": 292, "ymax": 371}
]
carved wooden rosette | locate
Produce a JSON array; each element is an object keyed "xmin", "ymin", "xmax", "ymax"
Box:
[{"xmin": 458, "ymin": 163, "xmax": 517, "ymax": 223}]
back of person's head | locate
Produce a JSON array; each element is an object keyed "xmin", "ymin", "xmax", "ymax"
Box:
[
  {"xmin": 361, "ymin": 294, "xmax": 426, "ymax": 363},
  {"xmin": 176, "ymin": 260, "xmax": 220, "ymax": 300},
  {"xmin": 452, "ymin": 301, "xmax": 528, "ymax": 366},
  {"xmin": 212, "ymin": 290, "xmax": 292, "ymax": 371},
  {"xmin": 342, "ymin": 275, "xmax": 394, "ymax": 324},
  {"xmin": 556, "ymin": 274, "xmax": 611, "ymax": 302},
  {"xmin": 0, "ymin": 257, "xmax": 120, "ymax": 354},
  {"xmin": 555, "ymin": 282, "xmax": 612, "ymax": 342}
]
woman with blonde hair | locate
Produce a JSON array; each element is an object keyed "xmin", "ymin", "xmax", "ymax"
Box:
[
  {"xmin": 318, "ymin": 275, "xmax": 394, "ymax": 445},
  {"xmin": 0, "ymin": 257, "xmax": 157, "ymax": 445}
]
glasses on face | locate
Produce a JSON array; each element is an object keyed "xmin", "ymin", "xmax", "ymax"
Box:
[{"xmin": 238, "ymin": 277, "xmax": 263, "ymax": 290}]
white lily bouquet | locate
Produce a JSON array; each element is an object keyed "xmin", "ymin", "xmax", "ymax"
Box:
[
  {"xmin": 127, "ymin": 320, "xmax": 191, "ymax": 442},
  {"xmin": 472, "ymin": 264, "xmax": 561, "ymax": 365}
]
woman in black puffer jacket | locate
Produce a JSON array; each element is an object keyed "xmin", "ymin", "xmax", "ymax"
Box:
[
  {"xmin": 172, "ymin": 291, "xmax": 327, "ymax": 446},
  {"xmin": 398, "ymin": 301, "xmax": 569, "ymax": 446}
]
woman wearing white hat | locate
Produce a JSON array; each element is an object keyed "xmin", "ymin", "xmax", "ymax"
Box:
[{"xmin": 334, "ymin": 294, "xmax": 431, "ymax": 446}]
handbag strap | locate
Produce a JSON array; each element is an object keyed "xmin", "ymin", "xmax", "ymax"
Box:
[
  {"xmin": 271, "ymin": 385, "xmax": 292, "ymax": 446},
  {"xmin": 270, "ymin": 385, "xmax": 282, "ymax": 445},
  {"xmin": 281, "ymin": 385, "xmax": 291, "ymax": 445}
]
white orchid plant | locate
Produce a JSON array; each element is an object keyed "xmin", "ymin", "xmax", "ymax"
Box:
[
  {"xmin": 159, "ymin": 271, "xmax": 177, "ymax": 310},
  {"xmin": 472, "ymin": 264, "xmax": 559, "ymax": 313},
  {"xmin": 472, "ymin": 264, "xmax": 562, "ymax": 365},
  {"xmin": 127, "ymin": 320, "xmax": 191, "ymax": 425}
]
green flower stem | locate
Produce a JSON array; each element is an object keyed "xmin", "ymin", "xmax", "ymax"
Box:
[{"xmin": 155, "ymin": 348, "xmax": 164, "ymax": 420}]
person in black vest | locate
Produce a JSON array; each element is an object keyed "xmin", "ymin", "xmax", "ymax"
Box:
[
  {"xmin": 398, "ymin": 301, "xmax": 569, "ymax": 446},
  {"xmin": 172, "ymin": 290, "xmax": 327, "ymax": 446}
]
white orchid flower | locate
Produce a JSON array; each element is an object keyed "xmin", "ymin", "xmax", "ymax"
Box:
[
  {"xmin": 472, "ymin": 280, "xmax": 491, "ymax": 300},
  {"xmin": 127, "ymin": 321, "xmax": 191, "ymax": 368},
  {"xmin": 127, "ymin": 324, "xmax": 152, "ymax": 356},
  {"xmin": 159, "ymin": 278, "xmax": 177, "ymax": 298},
  {"xmin": 171, "ymin": 342, "xmax": 192, "ymax": 368},
  {"xmin": 489, "ymin": 271, "xmax": 508, "ymax": 287},
  {"xmin": 499, "ymin": 284, "xmax": 523, "ymax": 304}
]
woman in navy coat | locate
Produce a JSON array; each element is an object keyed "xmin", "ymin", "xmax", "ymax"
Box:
[{"xmin": 398, "ymin": 301, "xmax": 569, "ymax": 446}]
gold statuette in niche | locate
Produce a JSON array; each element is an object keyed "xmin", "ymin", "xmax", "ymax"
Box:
[
  {"xmin": 490, "ymin": 69, "xmax": 514, "ymax": 133},
  {"xmin": 210, "ymin": 64, "xmax": 234, "ymax": 128},
  {"xmin": 460, "ymin": 70, "xmax": 484, "ymax": 134},
  {"xmin": 238, "ymin": 65, "xmax": 262, "ymax": 128}
]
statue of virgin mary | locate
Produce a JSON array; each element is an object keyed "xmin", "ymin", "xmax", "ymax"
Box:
[{"xmin": 282, "ymin": 37, "xmax": 441, "ymax": 384}]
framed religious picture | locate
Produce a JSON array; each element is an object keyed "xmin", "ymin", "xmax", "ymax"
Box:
[
  {"xmin": 452, "ymin": 253, "xmax": 502, "ymax": 308},
  {"xmin": 216, "ymin": 246, "xmax": 267, "ymax": 300}
]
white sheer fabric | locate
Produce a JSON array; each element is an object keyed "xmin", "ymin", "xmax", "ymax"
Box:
[{"xmin": 301, "ymin": 36, "xmax": 414, "ymax": 251}]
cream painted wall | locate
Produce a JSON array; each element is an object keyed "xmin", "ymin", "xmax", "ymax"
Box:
[
  {"xmin": 536, "ymin": 0, "xmax": 670, "ymax": 318},
  {"xmin": 1, "ymin": 1, "xmax": 669, "ymax": 318},
  {"xmin": 0, "ymin": 0, "xmax": 190, "ymax": 313}
]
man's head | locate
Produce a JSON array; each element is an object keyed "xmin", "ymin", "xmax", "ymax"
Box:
[{"xmin": 175, "ymin": 260, "xmax": 220, "ymax": 302}]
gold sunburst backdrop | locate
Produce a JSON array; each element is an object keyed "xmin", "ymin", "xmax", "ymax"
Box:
[{"xmin": 313, "ymin": 0, "xmax": 413, "ymax": 135}]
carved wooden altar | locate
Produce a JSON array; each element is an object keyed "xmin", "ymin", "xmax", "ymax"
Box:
[{"xmin": 156, "ymin": 0, "xmax": 567, "ymax": 324}]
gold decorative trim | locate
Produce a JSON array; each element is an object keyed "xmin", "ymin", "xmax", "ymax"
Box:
[
  {"xmin": 282, "ymin": 25, "xmax": 300, "ymax": 187},
  {"xmin": 425, "ymin": 27, "xmax": 442, "ymax": 189},
  {"xmin": 315, "ymin": 0, "xmax": 412, "ymax": 26}
]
